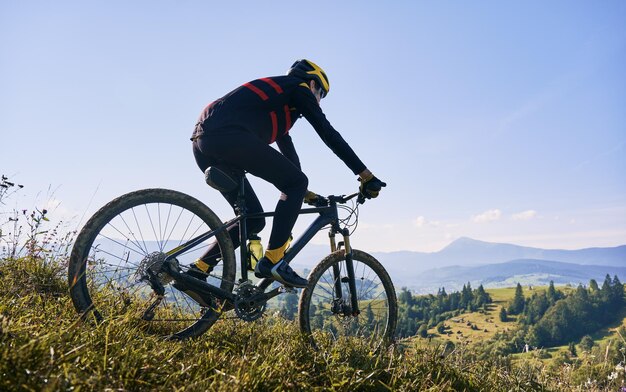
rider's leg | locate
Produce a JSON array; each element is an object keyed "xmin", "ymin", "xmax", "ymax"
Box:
[
  {"xmin": 191, "ymin": 138, "xmax": 266, "ymax": 274},
  {"xmin": 197, "ymin": 129, "xmax": 308, "ymax": 286}
]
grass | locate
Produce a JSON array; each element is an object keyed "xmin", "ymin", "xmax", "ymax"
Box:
[
  {"xmin": 427, "ymin": 285, "xmax": 589, "ymax": 346},
  {"xmin": 432, "ymin": 304, "xmax": 505, "ymax": 345},
  {"xmin": 427, "ymin": 284, "xmax": 626, "ymax": 382},
  {"xmin": 2, "ymin": 257, "xmax": 626, "ymax": 391},
  {"xmin": 424, "ymin": 286, "xmax": 540, "ymax": 346}
]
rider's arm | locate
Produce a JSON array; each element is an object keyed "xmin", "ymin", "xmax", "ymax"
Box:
[
  {"xmin": 292, "ymin": 85, "xmax": 367, "ymax": 175},
  {"xmin": 275, "ymin": 133, "xmax": 301, "ymax": 169}
]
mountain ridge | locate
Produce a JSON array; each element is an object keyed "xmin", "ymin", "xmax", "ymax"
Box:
[
  {"xmin": 404, "ymin": 258, "xmax": 626, "ymax": 293},
  {"xmin": 372, "ymin": 237, "xmax": 626, "ymax": 270},
  {"xmin": 364, "ymin": 238, "xmax": 626, "ymax": 293}
]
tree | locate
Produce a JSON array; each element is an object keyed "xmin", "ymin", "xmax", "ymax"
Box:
[
  {"xmin": 522, "ymin": 292, "xmax": 549, "ymax": 325},
  {"xmin": 473, "ymin": 284, "xmax": 490, "ymax": 308},
  {"xmin": 568, "ymin": 342, "xmax": 577, "ymax": 357},
  {"xmin": 508, "ymin": 283, "xmax": 525, "ymax": 315},
  {"xmin": 574, "ymin": 284, "xmax": 588, "ymax": 301},
  {"xmin": 601, "ymin": 274, "xmax": 612, "ymax": 301},
  {"xmin": 436, "ymin": 287, "xmax": 449, "ymax": 312},
  {"xmin": 398, "ymin": 287, "xmax": 415, "ymax": 306},
  {"xmin": 547, "ymin": 280, "xmax": 561, "ymax": 304},
  {"xmin": 612, "ymin": 275, "xmax": 624, "ymax": 305},
  {"xmin": 499, "ymin": 307, "xmax": 508, "ymax": 322},
  {"xmin": 449, "ymin": 292, "xmax": 459, "ymax": 310},
  {"xmin": 460, "ymin": 283, "xmax": 473, "ymax": 309},
  {"xmin": 525, "ymin": 326, "xmax": 544, "ymax": 348},
  {"xmin": 579, "ymin": 335, "xmax": 594, "ymax": 352}
]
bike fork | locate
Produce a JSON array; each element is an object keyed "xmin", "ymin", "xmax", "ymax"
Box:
[{"xmin": 329, "ymin": 229, "xmax": 360, "ymax": 316}]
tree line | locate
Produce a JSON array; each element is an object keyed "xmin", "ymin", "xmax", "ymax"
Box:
[
  {"xmin": 524, "ymin": 275, "xmax": 624, "ymax": 347},
  {"xmin": 397, "ymin": 283, "xmax": 492, "ymax": 338},
  {"xmin": 472, "ymin": 275, "xmax": 625, "ymax": 359}
]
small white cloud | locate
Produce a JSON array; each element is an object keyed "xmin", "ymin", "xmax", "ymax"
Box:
[
  {"xmin": 512, "ymin": 210, "xmax": 537, "ymax": 221},
  {"xmin": 472, "ymin": 209, "xmax": 502, "ymax": 223},
  {"xmin": 414, "ymin": 216, "xmax": 441, "ymax": 228}
]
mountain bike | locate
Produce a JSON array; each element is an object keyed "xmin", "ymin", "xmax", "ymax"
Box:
[{"xmin": 68, "ymin": 171, "xmax": 397, "ymax": 349}]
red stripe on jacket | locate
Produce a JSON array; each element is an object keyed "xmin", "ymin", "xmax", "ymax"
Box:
[
  {"xmin": 269, "ymin": 111, "xmax": 278, "ymax": 143},
  {"xmin": 244, "ymin": 82, "xmax": 268, "ymax": 101},
  {"xmin": 261, "ymin": 78, "xmax": 283, "ymax": 94}
]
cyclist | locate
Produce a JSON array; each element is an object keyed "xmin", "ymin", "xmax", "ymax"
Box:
[{"xmin": 189, "ymin": 59, "xmax": 385, "ymax": 288}]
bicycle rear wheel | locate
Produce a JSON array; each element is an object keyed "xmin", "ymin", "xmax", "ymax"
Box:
[
  {"xmin": 68, "ymin": 188, "xmax": 236, "ymax": 339},
  {"xmin": 298, "ymin": 249, "xmax": 397, "ymax": 350}
]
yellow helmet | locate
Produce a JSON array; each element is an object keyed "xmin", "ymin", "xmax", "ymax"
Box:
[{"xmin": 287, "ymin": 59, "xmax": 330, "ymax": 97}]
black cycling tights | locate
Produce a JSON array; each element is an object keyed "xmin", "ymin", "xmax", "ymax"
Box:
[{"xmin": 192, "ymin": 127, "xmax": 308, "ymax": 266}]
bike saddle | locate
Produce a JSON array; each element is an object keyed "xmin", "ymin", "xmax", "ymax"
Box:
[{"xmin": 204, "ymin": 166, "xmax": 240, "ymax": 193}]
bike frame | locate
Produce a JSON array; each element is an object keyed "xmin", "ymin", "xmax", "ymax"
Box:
[{"xmin": 163, "ymin": 176, "xmax": 362, "ymax": 315}]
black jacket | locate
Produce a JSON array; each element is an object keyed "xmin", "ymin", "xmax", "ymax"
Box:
[{"xmin": 192, "ymin": 75, "xmax": 366, "ymax": 175}]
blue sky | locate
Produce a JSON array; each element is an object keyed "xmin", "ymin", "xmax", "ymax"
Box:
[{"xmin": 1, "ymin": 1, "xmax": 625, "ymax": 252}]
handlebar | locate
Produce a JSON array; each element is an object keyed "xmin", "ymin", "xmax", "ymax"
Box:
[{"xmin": 305, "ymin": 192, "xmax": 360, "ymax": 207}]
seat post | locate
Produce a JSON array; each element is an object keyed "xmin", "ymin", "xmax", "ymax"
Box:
[
  {"xmin": 236, "ymin": 174, "xmax": 250, "ymax": 281},
  {"xmin": 235, "ymin": 174, "xmax": 247, "ymax": 215}
]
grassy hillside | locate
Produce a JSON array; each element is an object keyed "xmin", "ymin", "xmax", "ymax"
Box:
[
  {"xmin": 420, "ymin": 285, "xmax": 625, "ymax": 366},
  {"xmin": 1, "ymin": 256, "xmax": 625, "ymax": 391},
  {"xmin": 423, "ymin": 285, "xmax": 623, "ymax": 346}
]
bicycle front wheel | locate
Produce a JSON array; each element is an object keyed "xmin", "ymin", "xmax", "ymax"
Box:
[
  {"xmin": 298, "ymin": 249, "xmax": 397, "ymax": 350},
  {"xmin": 68, "ymin": 188, "xmax": 236, "ymax": 339}
]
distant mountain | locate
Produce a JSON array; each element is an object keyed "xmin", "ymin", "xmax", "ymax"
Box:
[
  {"xmin": 361, "ymin": 238, "xmax": 625, "ymax": 293},
  {"xmin": 374, "ymin": 237, "xmax": 626, "ymax": 272},
  {"xmin": 406, "ymin": 259, "xmax": 626, "ymax": 294}
]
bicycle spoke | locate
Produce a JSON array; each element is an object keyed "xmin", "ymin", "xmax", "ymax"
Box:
[
  {"xmin": 144, "ymin": 204, "xmax": 161, "ymax": 251},
  {"xmin": 157, "ymin": 203, "xmax": 163, "ymax": 250},
  {"xmin": 89, "ymin": 246, "xmax": 142, "ymax": 268},
  {"xmin": 162, "ymin": 203, "xmax": 173, "ymax": 248},
  {"xmin": 164, "ymin": 206, "xmax": 185, "ymax": 248},
  {"xmin": 131, "ymin": 207, "xmax": 150, "ymax": 254},
  {"xmin": 100, "ymin": 225, "xmax": 148, "ymax": 257},
  {"xmin": 116, "ymin": 213, "xmax": 148, "ymax": 255}
]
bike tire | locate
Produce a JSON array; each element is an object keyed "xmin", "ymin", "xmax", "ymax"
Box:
[
  {"xmin": 68, "ymin": 188, "xmax": 236, "ymax": 339},
  {"xmin": 298, "ymin": 249, "xmax": 397, "ymax": 350}
]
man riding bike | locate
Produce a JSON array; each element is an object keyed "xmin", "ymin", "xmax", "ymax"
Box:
[{"xmin": 188, "ymin": 59, "xmax": 385, "ymax": 289}]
